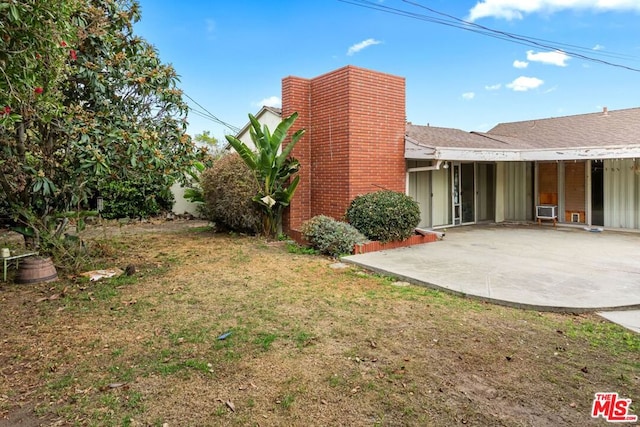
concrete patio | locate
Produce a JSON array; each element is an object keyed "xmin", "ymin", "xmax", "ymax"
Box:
[{"xmin": 342, "ymin": 224, "xmax": 640, "ymax": 333}]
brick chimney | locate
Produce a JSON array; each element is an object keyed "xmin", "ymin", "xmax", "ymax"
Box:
[{"xmin": 282, "ymin": 66, "xmax": 406, "ymax": 232}]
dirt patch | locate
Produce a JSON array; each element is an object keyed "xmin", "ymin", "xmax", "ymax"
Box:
[
  {"xmin": 0, "ymin": 404, "xmax": 55, "ymax": 427},
  {"xmin": 0, "ymin": 217, "xmax": 210, "ymax": 248},
  {"xmin": 0, "ymin": 221, "xmax": 638, "ymax": 426}
]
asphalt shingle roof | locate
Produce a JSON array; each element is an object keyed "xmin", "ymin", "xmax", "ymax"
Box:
[
  {"xmin": 405, "ymin": 124, "xmax": 523, "ymax": 149},
  {"xmin": 406, "ymin": 107, "xmax": 640, "ymax": 151},
  {"xmin": 487, "ymin": 107, "xmax": 640, "ymax": 149}
]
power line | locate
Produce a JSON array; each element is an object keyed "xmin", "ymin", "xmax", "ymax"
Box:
[
  {"xmin": 188, "ymin": 108, "xmax": 228, "ymax": 125},
  {"xmin": 402, "ymin": 0, "xmax": 640, "ymax": 66},
  {"xmin": 182, "ymin": 92, "xmax": 241, "ymax": 133},
  {"xmin": 187, "ymin": 107, "xmax": 240, "ymax": 135},
  {"xmin": 339, "ymin": 0, "xmax": 640, "ymax": 72}
]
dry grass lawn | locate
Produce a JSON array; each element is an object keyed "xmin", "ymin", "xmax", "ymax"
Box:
[{"xmin": 0, "ymin": 220, "xmax": 638, "ymax": 426}]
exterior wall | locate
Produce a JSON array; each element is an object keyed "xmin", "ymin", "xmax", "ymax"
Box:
[
  {"xmin": 281, "ymin": 77, "xmax": 311, "ymax": 231},
  {"xmin": 535, "ymin": 161, "xmax": 587, "ymax": 224},
  {"xmin": 564, "ymin": 161, "xmax": 586, "ymax": 223},
  {"xmin": 237, "ymin": 109, "xmax": 282, "ymax": 151},
  {"xmin": 408, "ymin": 161, "xmax": 495, "ymax": 228},
  {"xmin": 537, "ymin": 162, "xmax": 558, "ymax": 205},
  {"xmin": 282, "ymin": 66, "xmax": 406, "ymax": 231},
  {"xmin": 431, "ymin": 167, "xmax": 451, "ymax": 226},
  {"xmin": 476, "ymin": 163, "xmax": 495, "ymax": 221},
  {"xmin": 495, "ymin": 163, "xmax": 505, "ymax": 223},
  {"xmin": 407, "ymin": 160, "xmax": 432, "ymax": 228},
  {"xmin": 345, "ymin": 67, "xmax": 406, "ymax": 200},
  {"xmin": 407, "ymin": 158, "xmax": 640, "ymax": 231},
  {"xmin": 604, "ymin": 159, "xmax": 640, "ymax": 229},
  {"xmin": 503, "ymin": 162, "xmax": 533, "ymax": 221},
  {"xmin": 307, "ymin": 68, "xmax": 351, "ymax": 220},
  {"xmin": 171, "ymin": 182, "xmax": 201, "ymax": 217}
]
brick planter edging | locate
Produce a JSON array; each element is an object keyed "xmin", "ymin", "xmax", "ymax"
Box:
[
  {"xmin": 287, "ymin": 229, "xmax": 438, "ymax": 255},
  {"xmin": 353, "ymin": 233, "xmax": 438, "ymax": 254},
  {"xmin": 288, "ymin": 229, "xmax": 307, "ymax": 246}
]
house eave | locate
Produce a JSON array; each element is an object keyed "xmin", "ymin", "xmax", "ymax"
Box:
[
  {"xmin": 404, "ymin": 137, "xmax": 438, "ymax": 159},
  {"xmin": 405, "ymin": 141, "xmax": 640, "ymax": 161}
]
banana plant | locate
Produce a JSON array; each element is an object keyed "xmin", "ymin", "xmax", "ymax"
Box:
[{"xmin": 225, "ymin": 112, "xmax": 305, "ymax": 237}]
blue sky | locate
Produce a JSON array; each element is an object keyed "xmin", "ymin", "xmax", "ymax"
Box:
[{"xmin": 134, "ymin": 0, "xmax": 640, "ymax": 141}]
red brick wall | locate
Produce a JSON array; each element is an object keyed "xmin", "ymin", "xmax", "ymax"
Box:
[
  {"xmin": 564, "ymin": 161, "xmax": 586, "ymax": 222},
  {"xmin": 345, "ymin": 67, "xmax": 406, "ymax": 201},
  {"xmin": 308, "ymin": 67, "xmax": 351, "ymax": 220},
  {"xmin": 281, "ymin": 76, "xmax": 311, "ymax": 231},
  {"xmin": 282, "ymin": 66, "xmax": 406, "ymax": 231},
  {"xmin": 538, "ymin": 162, "xmax": 558, "ymax": 205}
]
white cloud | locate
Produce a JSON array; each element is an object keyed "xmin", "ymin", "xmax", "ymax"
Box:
[
  {"xmin": 593, "ymin": 44, "xmax": 605, "ymax": 51},
  {"xmin": 347, "ymin": 38, "xmax": 382, "ymax": 56},
  {"xmin": 255, "ymin": 96, "xmax": 281, "ymax": 108},
  {"xmin": 467, "ymin": 0, "xmax": 640, "ymax": 21},
  {"xmin": 513, "ymin": 60, "xmax": 529, "ymax": 69},
  {"xmin": 485, "ymin": 83, "xmax": 502, "ymax": 90},
  {"xmin": 506, "ymin": 76, "xmax": 544, "ymax": 91},
  {"xmin": 526, "ymin": 50, "xmax": 570, "ymax": 67},
  {"xmin": 462, "ymin": 92, "xmax": 476, "ymax": 100}
]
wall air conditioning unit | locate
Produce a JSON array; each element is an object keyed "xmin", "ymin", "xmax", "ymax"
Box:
[{"xmin": 536, "ymin": 205, "xmax": 557, "ymax": 220}]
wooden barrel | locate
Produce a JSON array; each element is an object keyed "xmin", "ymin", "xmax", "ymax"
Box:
[{"xmin": 15, "ymin": 257, "xmax": 58, "ymax": 284}]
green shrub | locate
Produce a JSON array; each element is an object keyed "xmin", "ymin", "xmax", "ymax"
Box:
[
  {"xmin": 99, "ymin": 177, "xmax": 174, "ymax": 219},
  {"xmin": 301, "ymin": 215, "xmax": 367, "ymax": 257},
  {"xmin": 345, "ymin": 190, "xmax": 420, "ymax": 242},
  {"xmin": 201, "ymin": 153, "xmax": 261, "ymax": 233}
]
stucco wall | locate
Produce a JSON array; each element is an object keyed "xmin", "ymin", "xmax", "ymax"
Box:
[
  {"xmin": 171, "ymin": 182, "xmax": 201, "ymax": 217},
  {"xmin": 237, "ymin": 109, "xmax": 282, "ymax": 151}
]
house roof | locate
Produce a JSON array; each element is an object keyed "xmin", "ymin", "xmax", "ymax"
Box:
[
  {"xmin": 406, "ymin": 107, "xmax": 640, "ymax": 161},
  {"xmin": 487, "ymin": 107, "xmax": 640, "ymax": 149},
  {"xmin": 261, "ymin": 105, "xmax": 282, "ymax": 117},
  {"xmin": 235, "ymin": 105, "xmax": 282, "ymax": 139},
  {"xmin": 406, "ymin": 124, "xmax": 531, "ymax": 150},
  {"xmin": 224, "ymin": 105, "xmax": 282, "ymax": 150}
]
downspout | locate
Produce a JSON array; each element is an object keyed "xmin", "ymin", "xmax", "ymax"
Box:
[
  {"xmin": 407, "ymin": 160, "xmax": 446, "ymax": 195},
  {"xmin": 407, "ymin": 160, "xmax": 446, "ymax": 173},
  {"xmin": 405, "ymin": 171, "xmax": 410, "ymax": 195},
  {"xmin": 406, "ymin": 160, "xmax": 448, "ymax": 234}
]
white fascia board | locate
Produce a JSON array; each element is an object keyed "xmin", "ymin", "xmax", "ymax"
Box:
[
  {"xmin": 519, "ymin": 146, "xmax": 640, "ymax": 161},
  {"xmin": 406, "ymin": 144, "xmax": 640, "ymax": 162},
  {"xmin": 404, "ymin": 138, "xmax": 437, "ymax": 159},
  {"xmin": 432, "ymin": 148, "xmax": 521, "ymax": 161}
]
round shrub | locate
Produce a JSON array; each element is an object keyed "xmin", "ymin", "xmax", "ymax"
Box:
[
  {"xmin": 201, "ymin": 153, "xmax": 261, "ymax": 233},
  {"xmin": 346, "ymin": 190, "xmax": 420, "ymax": 242},
  {"xmin": 301, "ymin": 215, "xmax": 367, "ymax": 257}
]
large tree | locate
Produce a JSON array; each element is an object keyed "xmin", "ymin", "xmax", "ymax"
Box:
[{"xmin": 0, "ymin": 0, "xmax": 203, "ymax": 251}]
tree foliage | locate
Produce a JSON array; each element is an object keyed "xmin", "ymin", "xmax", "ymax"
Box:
[
  {"xmin": 98, "ymin": 176, "xmax": 175, "ymax": 220},
  {"xmin": 224, "ymin": 113, "xmax": 305, "ymax": 238},
  {"xmin": 0, "ymin": 0, "xmax": 204, "ymax": 253},
  {"xmin": 194, "ymin": 130, "xmax": 223, "ymax": 157},
  {"xmin": 182, "ymin": 130, "xmax": 222, "ymax": 208}
]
